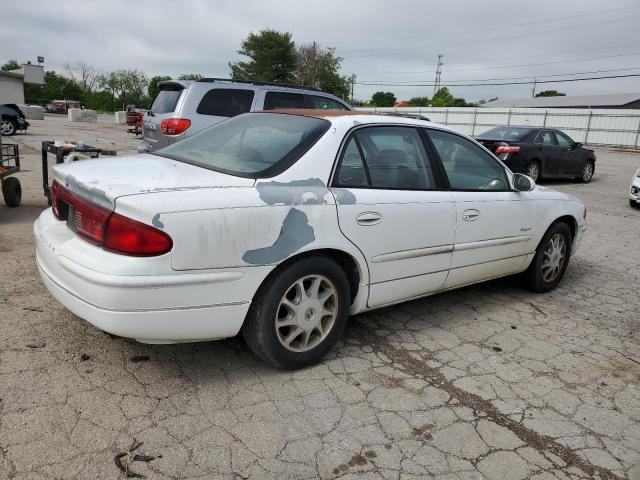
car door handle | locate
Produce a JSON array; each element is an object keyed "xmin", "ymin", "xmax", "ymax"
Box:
[
  {"xmin": 462, "ymin": 209, "xmax": 480, "ymax": 221},
  {"xmin": 356, "ymin": 212, "xmax": 382, "ymax": 225}
]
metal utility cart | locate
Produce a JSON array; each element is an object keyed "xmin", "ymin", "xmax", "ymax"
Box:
[
  {"xmin": 0, "ymin": 115, "xmax": 21, "ymax": 207},
  {"xmin": 41, "ymin": 141, "xmax": 102, "ymax": 204}
]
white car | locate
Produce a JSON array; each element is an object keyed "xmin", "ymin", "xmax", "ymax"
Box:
[
  {"xmin": 630, "ymin": 167, "xmax": 640, "ymax": 208},
  {"xmin": 34, "ymin": 111, "xmax": 587, "ymax": 369}
]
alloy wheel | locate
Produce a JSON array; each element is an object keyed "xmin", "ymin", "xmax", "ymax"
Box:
[
  {"xmin": 541, "ymin": 233, "xmax": 566, "ymax": 283},
  {"xmin": 527, "ymin": 162, "xmax": 539, "ymax": 181},
  {"xmin": 0, "ymin": 120, "xmax": 15, "ymax": 135},
  {"xmin": 275, "ymin": 275, "xmax": 338, "ymax": 353},
  {"xmin": 582, "ymin": 162, "xmax": 594, "ymax": 182}
]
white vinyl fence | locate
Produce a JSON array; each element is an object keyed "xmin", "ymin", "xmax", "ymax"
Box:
[{"xmin": 356, "ymin": 107, "xmax": 640, "ymax": 149}]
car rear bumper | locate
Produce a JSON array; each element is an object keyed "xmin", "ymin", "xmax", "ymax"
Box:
[{"xmin": 34, "ymin": 208, "xmax": 267, "ymax": 343}]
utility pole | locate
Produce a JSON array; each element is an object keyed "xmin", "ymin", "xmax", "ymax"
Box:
[
  {"xmin": 531, "ymin": 77, "xmax": 537, "ymax": 98},
  {"xmin": 350, "ymin": 74, "xmax": 355, "ymax": 103},
  {"xmin": 433, "ymin": 54, "xmax": 444, "ymax": 96}
]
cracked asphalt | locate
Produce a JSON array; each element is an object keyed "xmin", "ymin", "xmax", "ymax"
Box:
[{"xmin": 1, "ymin": 115, "xmax": 639, "ymax": 479}]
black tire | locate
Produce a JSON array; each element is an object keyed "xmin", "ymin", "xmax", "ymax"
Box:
[
  {"xmin": 526, "ymin": 160, "xmax": 541, "ymax": 182},
  {"xmin": 526, "ymin": 222, "xmax": 572, "ymax": 293},
  {"xmin": 578, "ymin": 160, "xmax": 595, "ymax": 183},
  {"xmin": 2, "ymin": 177, "xmax": 21, "ymax": 207},
  {"xmin": 631, "ymin": 199, "xmax": 640, "ymax": 209},
  {"xmin": 242, "ymin": 255, "xmax": 350, "ymax": 370},
  {"xmin": 0, "ymin": 119, "xmax": 17, "ymax": 136}
]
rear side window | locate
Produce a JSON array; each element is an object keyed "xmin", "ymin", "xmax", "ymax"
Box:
[
  {"xmin": 307, "ymin": 95, "xmax": 349, "ymax": 110},
  {"xmin": 196, "ymin": 89, "xmax": 254, "ymax": 117},
  {"xmin": 264, "ymin": 92, "xmax": 306, "ymax": 110},
  {"xmin": 428, "ymin": 129, "xmax": 508, "ymax": 191},
  {"xmin": 150, "ymin": 88, "xmax": 183, "ymax": 113}
]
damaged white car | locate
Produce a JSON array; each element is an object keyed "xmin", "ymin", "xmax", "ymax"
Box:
[{"xmin": 35, "ymin": 110, "xmax": 587, "ymax": 369}]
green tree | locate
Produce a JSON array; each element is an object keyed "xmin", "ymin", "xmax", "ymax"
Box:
[
  {"xmin": 431, "ymin": 87, "xmax": 455, "ymax": 107},
  {"xmin": 371, "ymin": 91, "xmax": 397, "ymax": 107},
  {"xmin": 148, "ymin": 75, "xmax": 172, "ymax": 100},
  {"xmin": 178, "ymin": 73, "xmax": 203, "ymax": 81},
  {"xmin": 1, "ymin": 59, "xmax": 20, "ymax": 71},
  {"xmin": 98, "ymin": 69, "xmax": 148, "ymax": 110},
  {"xmin": 24, "ymin": 71, "xmax": 83, "ymax": 105},
  {"xmin": 535, "ymin": 90, "xmax": 566, "ymax": 97},
  {"xmin": 229, "ymin": 29, "xmax": 297, "ymax": 82},
  {"xmin": 408, "ymin": 96, "xmax": 430, "ymax": 107},
  {"xmin": 295, "ymin": 42, "xmax": 351, "ymax": 98}
]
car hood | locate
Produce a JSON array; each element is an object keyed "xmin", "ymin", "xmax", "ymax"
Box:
[
  {"xmin": 532, "ymin": 184, "xmax": 582, "ymax": 204},
  {"xmin": 52, "ymin": 153, "xmax": 255, "ymax": 207}
]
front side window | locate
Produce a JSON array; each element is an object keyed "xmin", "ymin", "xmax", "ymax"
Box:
[
  {"xmin": 555, "ymin": 131, "xmax": 574, "ymax": 147},
  {"xmin": 196, "ymin": 88, "xmax": 254, "ymax": 117},
  {"xmin": 264, "ymin": 92, "xmax": 306, "ymax": 110},
  {"xmin": 334, "ymin": 127, "xmax": 436, "ymax": 190},
  {"xmin": 427, "ymin": 129, "xmax": 508, "ymax": 191},
  {"xmin": 307, "ymin": 95, "xmax": 349, "ymax": 110},
  {"xmin": 156, "ymin": 113, "xmax": 329, "ymax": 178}
]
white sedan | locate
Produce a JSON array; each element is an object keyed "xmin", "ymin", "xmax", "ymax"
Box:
[
  {"xmin": 35, "ymin": 110, "xmax": 587, "ymax": 369},
  {"xmin": 630, "ymin": 167, "xmax": 640, "ymax": 208}
]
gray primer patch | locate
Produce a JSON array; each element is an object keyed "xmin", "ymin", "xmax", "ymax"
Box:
[
  {"xmin": 332, "ymin": 188, "xmax": 357, "ymax": 205},
  {"xmin": 242, "ymin": 208, "xmax": 315, "ymax": 264},
  {"xmin": 151, "ymin": 213, "xmax": 164, "ymax": 229},
  {"xmin": 65, "ymin": 175, "xmax": 112, "ymax": 209},
  {"xmin": 255, "ymin": 178, "xmax": 328, "ymax": 206}
]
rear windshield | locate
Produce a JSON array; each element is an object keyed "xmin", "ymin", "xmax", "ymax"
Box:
[
  {"xmin": 155, "ymin": 113, "xmax": 330, "ymax": 178},
  {"xmin": 478, "ymin": 127, "xmax": 531, "ymax": 141},
  {"xmin": 196, "ymin": 88, "xmax": 254, "ymax": 117},
  {"xmin": 150, "ymin": 87, "xmax": 183, "ymax": 113}
]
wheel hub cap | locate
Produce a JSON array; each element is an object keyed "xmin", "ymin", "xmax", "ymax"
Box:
[
  {"xmin": 275, "ymin": 275, "xmax": 338, "ymax": 353},
  {"xmin": 541, "ymin": 233, "xmax": 566, "ymax": 283}
]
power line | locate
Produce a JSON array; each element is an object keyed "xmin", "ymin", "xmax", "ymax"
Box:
[
  {"xmin": 330, "ymin": 4, "xmax": 640, "ymax": 46},
  {"xmin": 355, "ymin": 73, "xmax": 640, "ymax": 88},
  {"xmin": 358, "ymin": 67, "xmax": 640, "ymax": 85}
]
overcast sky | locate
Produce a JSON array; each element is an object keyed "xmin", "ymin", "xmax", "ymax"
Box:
[{"xmin": 3, "ymin": 0, "xmax": 640, "ymax": 102}]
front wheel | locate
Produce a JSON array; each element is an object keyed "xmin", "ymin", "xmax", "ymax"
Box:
[
  {"xmin": 0, "ymin": 119, "xmax": 16, "ymax": 136},
  {"xmin": 631, "ymin": 199, "xmax": 640, "ymax": 209},
  {"xmin": 578, "ymin": 160, "xmax": 595, "ymax": 183},
  {"xmin": 242, "ymin": 256, "xmax": 350, "ymax": 369},
  {"xmin": 526, "ymin": 222, "xmax": 572, "ymax": 293}
]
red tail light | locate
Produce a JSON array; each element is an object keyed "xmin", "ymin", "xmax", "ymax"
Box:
[
  {"xmin": 495, "ymin": 143, "xmax": 521, "ymax": 154},
  {"xmin": 104, "ymin": 213, "xmax": 173, "ymax": 256},
  {"xmin": 51, "ymin": 180, "xmax": 172, "ymax": 256},
  {"xmin": 160, "ymin": 118, "xmax": 191, "ymax": 136}
]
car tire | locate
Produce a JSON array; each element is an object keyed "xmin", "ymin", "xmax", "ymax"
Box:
[
  {"xmin": 0, "ymin": 119, "xmax": 17, "ymax": 136},
  {"xmin": 526, "ymin": 161, "xmax": 541, "ymax": 182},
  {"xmin": 578, "ymin": 160, "xmax": 595, "ymax": 183},
  {"xmin": 631, "ymin": 199, "xmax": 640, "ymax": 209},
  {"xmin": 526, "ymin": 222, "xmax": 572, "ymax": 293},
  {"xmin": 2, "ymin": 177, "xmax": 22, "ymax": 207},
  {"xmin": 242, "ymin": 255, "xmax": 350, "ymax": 370}
]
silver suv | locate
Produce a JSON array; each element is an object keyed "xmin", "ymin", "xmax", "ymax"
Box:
[{"xmin": 139, "ymin": 78, "xmax": 352, "ymax": 152}]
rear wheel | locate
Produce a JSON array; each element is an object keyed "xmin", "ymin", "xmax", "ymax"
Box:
[
  {"xmin": 0, "ymin": 119, "xmax": 17, "ymax": 136},
  {"xmin": 526, "ymin": 222, "xmax": 572, "ymax": 292},
  {"xmin": 242, "ymin": 256, "xmax": 350, "ymax": 369},
  {"xmin": 578, "ymin": 160, "xmax": 594, "ymax": 183},
  {"xmin": 631, "ymin": 199, "xmax": 640, "ymax": 209},
  {"xmin": 526, "ymin": 161, "xmax": 541, "ymax": 182},
  {"xmin": 1, "ymin": 177, "xmax": 21, "ymax": 207}
]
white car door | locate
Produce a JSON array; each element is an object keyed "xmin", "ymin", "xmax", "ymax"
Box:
[
  {"xmin": 425, "ymin": 128, "xmax": 538, "ymax": 289},
  {"xmin": 330, "ymin": 126, "xmax": 456, "ymax": 308}
]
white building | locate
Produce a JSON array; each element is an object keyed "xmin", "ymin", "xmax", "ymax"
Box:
[{"xmin": 0, "ymin": 63, "xmax": 45, "ymax": 104}]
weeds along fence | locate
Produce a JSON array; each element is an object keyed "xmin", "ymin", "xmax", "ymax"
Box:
[{"xmin": 356, "ymin": 107, "xmax": 640, "ymax": 149}]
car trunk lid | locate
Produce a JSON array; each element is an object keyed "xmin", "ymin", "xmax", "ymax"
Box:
[{"xmin": 52, "ymin": 153, "xmax": 254, "ymax": 208}]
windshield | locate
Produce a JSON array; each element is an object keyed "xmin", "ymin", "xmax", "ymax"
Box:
[
  {"xmin": 150, "ymin": 87, "xmax": 183, "ymax": 113},
  {"xmin": 478, "ymin": 127, "xmax": 531, "ymax": 141},
  {"xmin": 155, "ymin": 113, "xmax": 330, "ymax": 178}
]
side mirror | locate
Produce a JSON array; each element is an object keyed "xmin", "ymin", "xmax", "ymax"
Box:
[
  {"xmin": 513, "ymin": 173, "xmax": 535, "ymax": 192},
  {"xmin": 574, "ymin": 142, "xmax": 582, "ymax": 149}
]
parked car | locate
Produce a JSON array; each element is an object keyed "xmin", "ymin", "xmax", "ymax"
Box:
[
  {"xmin": 138, "ymin": 78, "xmax": 352, "ymax": 153},
  {"xmin": 45, "ymin": 100, "xmax": 81, "ymax": 114},
  {"xmin": 0, "ymin": 104, "xmax": 29, "ymax": 135},
  {"xmin": 630, "ymin": 167, "xmax": 640, "ymax": 208},
  {"xmin": 35, "ymin": 111, "xmax": 587, "ymax": 369},
  {"xmin": 475, "ymin": 126, "xmax": 596, "ymax": 183}
]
